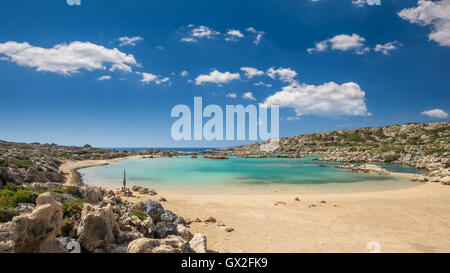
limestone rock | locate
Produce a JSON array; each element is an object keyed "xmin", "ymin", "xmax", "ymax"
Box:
[
  {"xmin": 188, "ymin": 233, "xmax": 207, "ymax": 253},
  {"xmin": 80, "ymin": 186, "xmax": 104, "ymax": 203},
  {"xmin": 15, "ymin": 203, "xmax": 35, "ymax": 215},
  {"xmin": 177, "ymin": 224, "xmax": 193, "ymax": 241},
  {"xmin": 77, "ymin": 203, "xmax": 119, "ymax": 253},
  {"xmin": 57, "ymin": 237, "xmax": 81, "ymax": 253},
  {"xmin": 126, "ymin": 235, "xmax": 188, "ymax": 253},
  {"xmin": 11, "ymin": 192, "xmax": 66, "ymax": 253}
]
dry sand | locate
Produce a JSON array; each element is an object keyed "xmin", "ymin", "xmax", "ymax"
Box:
[{"xmin": 60, "ymin": 158, "xmax": 450, "ymax": 253}]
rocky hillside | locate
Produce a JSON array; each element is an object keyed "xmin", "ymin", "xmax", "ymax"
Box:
[
  {"xmin": 0, "ymin": 141, "xmax": 180, "ymax": 186},
  {"xmin": 232, "ymin": 122, "xmax": 450, "ymax": 173}
]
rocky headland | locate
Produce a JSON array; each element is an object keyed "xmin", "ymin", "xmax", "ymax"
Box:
[{"xmin": 226, "ymin": 122, "xmax": 449, "ymax": 184}]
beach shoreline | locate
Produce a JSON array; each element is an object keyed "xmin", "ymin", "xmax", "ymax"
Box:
[{"xmin": 59, "ymin": 156, "xmax": 450, "ymax": 253}]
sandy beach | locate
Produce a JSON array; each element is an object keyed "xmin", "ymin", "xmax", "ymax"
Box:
[{"xmin": 60, "ymin": 158, "xmax": 450, "ymax": 253}]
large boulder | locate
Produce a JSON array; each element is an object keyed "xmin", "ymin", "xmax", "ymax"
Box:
[
  {"xmin": 76, "ymin": 203, "xmax": 119, "ymax": 253},
  {"xmin": 10, "ymin": 192, "xmax": 66, "ymax": 253},
  {"xmin": 126, "ymin": 235, "xmax": 188, "ymax": 253},
  {"xmin": 188, "ymin": 233, "xmax": 207, "ymax": 253},
  {"xmin": 154, "ymin": 222, "xmax": 179, "ymax": 239},
  {"xmin": 160, "ymin": 210, "xmax": 185, "ymax": 225},
  {"xmin": 143, "ymin": 200, "xmax": 164, "ymax": 221}
]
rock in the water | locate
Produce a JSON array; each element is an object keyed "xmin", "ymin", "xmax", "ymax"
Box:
[
  {"xmin": 11, "ymin": 192, "xmax": 66, "ymax": 253},
  {"xmin": 77, "ymin": 203, "xmax": 119, "ymax": 253},
  {"xmin": 80, "ymin": 186, "xmax": 104, "ymax": 203},
  {"xmin": 126, "ymin": 235, "xmax": 188, "ymax": 253},
  {"xmin": 143, "ymin": 200, "xmax": 165, "ymax": 221},
  {"xmin": 188, "ymin": 233, "xmax": 207, "ymax": 253},
  {"xmin": 154, "ymin": 222, "xmax": 179, "ymax": 239}
]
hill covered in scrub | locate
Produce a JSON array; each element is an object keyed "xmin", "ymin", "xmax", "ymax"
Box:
[
  {"xmin": 232, "ymin": 122, "xmax": 450, "ymax": 173},
  {"xmin": 0, "ymin": 141, "xmax": 179, "ymax": 186}
]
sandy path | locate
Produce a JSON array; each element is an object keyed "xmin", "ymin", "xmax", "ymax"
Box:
[{"xmin": 61, "ymin": 157, "xmax": 450, "ymax": 253}]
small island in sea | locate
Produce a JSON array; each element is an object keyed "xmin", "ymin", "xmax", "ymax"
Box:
[{"xmin": 0, "ymin": 121, "xmax": 449, "ymax": 253}]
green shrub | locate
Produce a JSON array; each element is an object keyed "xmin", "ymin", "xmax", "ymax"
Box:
[
  {"xmin": 383, "ymin": 154, "xmax": 399, "ymax": 162},
  {"xmin": 62, "ymin": 199, "xmax": 85, "ymax": 218},
  {"xmin": 0, "ymin": 186, "xmax": 38, "ymax": 209},
  {"xmin": 374, "ymin": 128, "xmax": 387, "ymax": 138},
  {"xmin": 0, "ymin": 207, "xmax": 18, "ymax": 222},
  {"xmin": 9, "ymin": 159, "xmax": 35, "ymax": 168},
  {"xmin": 131, "ymin": 209, "xmax": 148, "ymax": 221},
  {"xmin": 58, "ymin": 219, "xmax": 74, "ymax": 237}
]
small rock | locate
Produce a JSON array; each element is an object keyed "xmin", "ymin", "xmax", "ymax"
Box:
[
  {"xmin": 188, "ymin": 233, "xmax": 207, "ymax": 253},
  {"xmin": 204, "ymin": 216, "xmax": 216, "ymax": 223},
  {"xmin": 294, "ymin": 197, "xmax": 300, "ymax": 201},
  {"xmin": 159, "ymin": 197, "xmax": 167, "ymax": 202},
  {"xmin": 223, "ymin": 227, "xmax": 234, "ymax": 232},
  {"xmin": 320, "ymin": 200, "xmax": 327, "ymax": 204}
]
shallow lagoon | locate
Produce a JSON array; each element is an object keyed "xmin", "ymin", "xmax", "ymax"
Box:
[{"xmin": 79, "ymin": 155, "xmax": 422, "ymax": 194}]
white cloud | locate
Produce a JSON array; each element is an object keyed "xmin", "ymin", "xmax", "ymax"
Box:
[
  {"xmin": 181, "ymin": 37, "xmax": 197, "ymax": 43},
  {"xmin": 0, "ymin": 41, "xmax": 138, "ymax": 75},
  {"xmin": 136, "ymin": 72, "xmax": 169, "ymax": 85},
  {"xmin": 286, "ymin": 116, "xmax": 300, "ymax": 121},
  {"xmin": 266, "ymin": 67, "xmax": 298, "ymax": 83},
  {"xmin": 246, "ymin": 27, "xmax": 266, "ymax": 45},
  {"xmin": 117, "ymin": 36, "xmax": 143, "ymax": 47},
  {"xmin": 240, "ymin": 67, "xmax": 264, "ymax": 78},
  {"xmin": 98, "ymin": 75, "xmax": 112, "ymax": 81},
  {"xmin": 181, "ymin": 25, "xmax": 220, "ymax": 43},
  {"xmin": 307, "ymin": 34, "xmax": 369, "ymax": 54},
  {"xmin": 421, "ymin": 108, "xmax": 448, "ymax": 118},
  {"xmin": 254, "ymin": 81, "xmax": 272, "ymax": 87},
  {"xmin": 398, "ymin": 0, "xmax": 450, "ymax": 47},
  {"xmin": 180, "ymin": 70, "xmax": 189, "ymax": 77},
  {"xmin": 195, "ymin": 70, "xmax": 240, "ymax": 85},
  {"xmin": 156, "ymin": 45, "xmax": 164, "ymax": 50},
  {"xmin": 374, "ymin": 41, "xmax": 400, "ymax": 55},
  {"xmin": 242, "ymin": 92, "xmax": 256, "ymax": 100},
  {"xmin": 262, "ymin": 81, "xmax": 368, "ymax": 117},
  {"xmin": 225, "ymin": 29, "xmax": 244, "ymax": 42},
  {"xmin": 226, "ymin": 93, "xmax": 237, "ymax": 98}
]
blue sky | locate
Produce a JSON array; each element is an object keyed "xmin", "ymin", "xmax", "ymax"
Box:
[{"xmin": 0, "ymin": 0, "xmax": 449, "ymax": 147}]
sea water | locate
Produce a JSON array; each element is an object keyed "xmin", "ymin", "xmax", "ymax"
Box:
[{"xmin": 78, "ymin": 155, "xmax": 422, "ymax": 194}]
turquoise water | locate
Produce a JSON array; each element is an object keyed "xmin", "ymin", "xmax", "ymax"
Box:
[{"xmin": 79, "ymin": 155, "xmax": 420, "ymax": 194}]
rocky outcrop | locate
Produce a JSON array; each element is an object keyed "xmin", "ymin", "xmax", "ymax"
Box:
[
  {"xmin": 126, "ymin": 235, "xmax": 188, "ymax": 253},
  {"xmin": 8, "ymin": 192, "xmax": 66, "ymax": 253},
  {"xmin": 336, "ymin": 164, "xmax": 389, "ymax": 175},
  {"xmin": 76, "ymin": 203, "xmax": 119, "ymax": 253}
]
